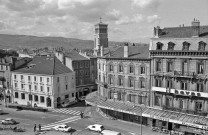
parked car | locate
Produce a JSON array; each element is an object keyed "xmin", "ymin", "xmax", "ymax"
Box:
[
  {"xmin": 0, "ymin": 109, "xmax": 4, "ymax": 115},
  {"xmin": 1, "ymin": 118, "xmax": 18, "ymax": 125},
  {"xmin": 101, "ymin": 130, "xmax": 122, "ymax": 135},
  {"xmin": 53, "ymin": 124, "xmax": 72, "ymax": 132},
  {"xmin": 78, "ymin": 96, "xmax": 86, "ymax": 101},
  {"xmin": 86, "ymin": 124, "xmax": 105, "ymax": 132},
  {"xmin": 61, "ymin": 97, "xmax": 77, "ymax": 107}
]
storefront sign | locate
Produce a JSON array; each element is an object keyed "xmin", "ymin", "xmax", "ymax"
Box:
[{"xmin": 175, "ymin": 90, "xmax": 201, "ymax": 97}]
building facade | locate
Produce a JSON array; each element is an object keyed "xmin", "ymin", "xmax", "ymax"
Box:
[
  {"xmin": 96, "ymin": 43, "xmax": 151, "ymax": 123},
  {"xmin": 150, "ymin": 19, "xmax": 208, "ymax": 135},
  {"xmin": 55, "ymin": 50, "xmax": 97, "ymax": 98},
  {"xmin": 11, "ymin": 56, "xmax": 75, "ymax": 108}
]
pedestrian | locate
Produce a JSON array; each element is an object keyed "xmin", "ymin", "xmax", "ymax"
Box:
[
  {"xmin": 34, "ymin": 124, "xmax": 36, "ymax": 132},
  {"xmin": 39, "ymin": 124, "xmax": 41, "ymax": 131}
]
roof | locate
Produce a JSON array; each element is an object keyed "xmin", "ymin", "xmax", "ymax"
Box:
[
  {"xmin": 64, "ymin": 50, "xmax": 89, "ymax": 61},
  {"xmin": 13, "ymin": 56, "xmax": 72, "ymax": 75},
  {"xmin": 104, "ymin": 44, "xmax": 150, "ymax": 59},
  {"xmin": 158, "ymin": 26, "xmax": 208, "ymax": 38}
]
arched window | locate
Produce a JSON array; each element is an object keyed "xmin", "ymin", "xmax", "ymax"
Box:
[
  {"xmin": 198, "ymin": 41, "xmax": 206, "ymax": 51},
  {"xmin": 156, "ymin": 42, "xmax": 163, "ymax": 50},
  {"xmin": 182, "ymin": 41, "xmax": 190, "ymax": 51},
  {"xmin": 118, "ymin": 75, "xmax": 124, "ymax": 86},
  {"xmin": 167, "ymin": 42, "xmax": 175, "ymax": 50},
  {"xmin": 128, "ymin": 76, "xmax": 135, "ymax": 87},
  {"xmin": 108, "ymin": 63, "xmax": 114, "ymax": 72},
  {"xmin": 108, "ymin": 74, "xmax": 114, "ymax": 85}
]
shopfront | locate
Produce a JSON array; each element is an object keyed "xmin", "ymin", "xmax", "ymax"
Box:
[{"xmin": 180, "ymin": 125, "xmax": 206, "ymax": 135}]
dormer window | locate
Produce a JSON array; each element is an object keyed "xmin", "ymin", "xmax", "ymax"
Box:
[
  {"xmin": 198, "ymin": 41, "xmax": 206, "ymax": 51},
  {"xmin": 168, "ymin": 42, "xmax": 175, "ymax": 50},
  {"xmin": 182, "ymin": 41, "xmax": 190, "ymax": 51},
  {"xmin": 156, "ymin": 42, "xmax": 163, "ymax": 50}
]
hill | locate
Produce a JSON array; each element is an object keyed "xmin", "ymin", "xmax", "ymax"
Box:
[{"xmin": 0, "ymin": 34, "xmax": 125, "ymax": 50}]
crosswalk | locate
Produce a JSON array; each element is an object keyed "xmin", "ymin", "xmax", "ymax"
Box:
[
  {"xmin": 51, "ymin": 108, "xmax": 81, "ymax": 115},
  {"xmin": 41, "ymin": 116, "xmax": 81, "ymax": 131}
]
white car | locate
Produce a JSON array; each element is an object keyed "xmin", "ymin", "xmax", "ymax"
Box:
[
  {"xmin": 86, "ymin": 124, "xmax": 105, "ymax": 132},
  {"xmin": 1, "ymin": 118, "xmax": 18, "ymax": 125},
  {"xmin": 53, "ymin": 124, "xmax": 72, "ymax": 132}
]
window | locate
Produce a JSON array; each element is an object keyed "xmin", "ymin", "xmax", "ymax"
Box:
[
  {"xmin": 109, "ymin": 64, "xmax": 114, "ymax": 72},
  {"xmin": 129, "ymin": 65, "xmax": 134, "ymax": 73},
  {"xmin": 29, "ymin": 85, "xmax": 32, "ymax": 90},
  {"xmin": 155, "ymin": 95, "xmax": 161, "ymax": 106},
  {"xmin": 168, "ymin": 42, "xmax": 175, "ymax": 50},
  {"xmin": 28, "ymin": 76, "xmax": 31, "ymax": 81},
  {"xmin": 34, "ymin": 85, "xmax": 37, "ymax": 91},
  {"xmin": 80, "ymin": 70, "xmax": 84, "ymax": 76},
  {"xmin": 15, "ymin": 83, "xmax": 17, "ymax": 88},
  {"xmin": 21, "ymin": 75, "xmax": 24, "ymax": 80},
  {"xmin": 47, "ymin": 87, "xmax": 50, "ymax": 93},
  {"xmin": 182, "ymin": 60, "xmax": 188, "ymax": 75},
  {"xmin": 167, "ymin": 62, "xmax": 173, "ymax": 72},
  {"xmin": 181, "ymin": 82, "xmax": 188, "ymax": 90},
  {"xmin": 182, "ymin": 41, "xmax": 190, "ymax": 51},
  {"xmin": 40, "ymin": 77, "xmax": 42, "ymax": 82},
  {"xmin": 138, "ymin": 95, "xmax": 144, "ymax": 104},
  {"xmin": 34, "ymin": 76, "xmax": 36, "ymax": 82},
  {"xmin": 57, "ymin": 77, "xmax": 59, "ymax": 83},
  {"xmin": 198, "ymin": 41, "xmax": 206, "ymax": 51},
  {"xmin": 179, "ymin": 99, "xmax": 183, "ymax": 109},
  {"xmin": 40, "ymin": 96, "xmax": 44, "ymax": 103},
  {"xmin": 141, "ymin": 66, "xmax": 145, "ymax": 74},
  {"xmin": 65, "ymin": 95, "xmax": 69, "ymax": 99},
  {"xmin": 47, "ymin": 78, "xmax": 50, "ymax": 83},
  {"xmin": 197, "ymin": 62, "xmax": 204, "ymax": 74},
  {"xmin": 98, "ymin": 63, "xmax": 100, "ymax": 69},
  {"xmin": 85, "ymin": 71, "xmax": 89, "ymax": 76},
  {"xmin": 40, "ymin": 86, "xmax": 43, "ymax": 92},
  {"xmin": 85, "ymin": 62, "xmax": 89, "ymax": 68},
  {"xmin": 155, "ymin": 79, "xmax": 162, "ymax": 87},
  {"xmin": 166, "ymin": 98, "xmax": 171, "ymax": 107},
  {"xmin": 156, "ymin": 60, "xmax": 162, "ymax": 72},
  {"xmin": 29, "ymin": 94, "xmax": 32, "ymax": 101},
  {"xmin": 140, "ymin": 80, "xmax": 145, "ymax": 88},
  {"xmin": 196, "ymin": 102, "xmax": 202, "ymax": 112},
  {"xmin": 72, "ymin": 93, "xmax": 74, "ymax": 97},
  {"xmin": 73, "ymin": 62, "xmax": 78, "ymax": 69},
  {"xmin": 34, "ymin": 95, "xmax": 38, "ymax": 101},
  {"xmin": 118, "ymin": 77, "xmax": 123, "ymax": 86},
  {"xmin": 15, "ymin": 92, "xmax": 18, "ymax": 98},
  {"xmin": 156, "ymin": 42, "xmax": 163, "ymax": 50},
  {"xmin": 109, "ymin": 76, "xmax": 113, "ymax": 85},
  {"xmin": 21, "ymin": 84, "xmax": 24, "ymax": 89},
  {"xmin": 118, "ymin": 64, "xmax": 123, "ymax": 72},
  {"xmin": 128, "ymin": 77, "xmax": 134, "ymax": 87},
  {"xmin": 196, "ymin": 83, "xmax": 203, "ymax": 92},
  {"xmin": 66, "ymin": 85, "xmax": 68, "ymax": 90},
  {"xmin": 14, "ymin": 75, "xmax": 16, "ymax": 80},
  {"xmin": 166, "ymin": 80, "xmax": 172, "ymax": 88},
  {"xmin": 21, "ymin": 93, "xmax": 25, "ymax": 99}
]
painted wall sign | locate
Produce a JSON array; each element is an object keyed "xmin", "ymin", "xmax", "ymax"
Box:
[{"xmin": 175, "ymin": 90, "xmax": 201, "ymax": 97}]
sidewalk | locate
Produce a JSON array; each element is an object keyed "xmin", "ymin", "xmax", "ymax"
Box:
[{"xmin": 84, "ymin": 106, "xmax": 165, "ymax": 135}]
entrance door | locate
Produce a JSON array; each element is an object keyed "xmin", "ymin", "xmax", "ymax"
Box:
[
  {"xmin": 152, "ymin": 119, "xmax": 156, "ymax": 127},
  {"xmin": 168, "ymin": 122, "xmax": 172, "ymax": 130},
  {"xmin": 57, "ymin": 97, "xmax": 61, "ymax": 107},
  {"xmin": 47, "ymin": 97, "xmax": 51, "ymax": 107}
]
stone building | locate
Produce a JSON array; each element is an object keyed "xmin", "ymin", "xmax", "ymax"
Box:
[
  {"xmin": 11, "ymin": 56, "xmax": 75, "ymax": 108},
  {"xmin": 149, "ymin": 19, "xmax": 208, "ymax": 135}
]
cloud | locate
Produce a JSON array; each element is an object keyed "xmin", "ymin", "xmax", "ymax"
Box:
[
  {"xmin": 147, "ymin": 14, "xmax": 160, "ymax": 23},
  {"xmin": 115, "ymin": 14, "xmax": 143, "ymax": 25},
  {"xmin": 106, "ymin": 9, "xmax": 121, "ymax": 21},
  {"xmin": 131, "ymin": 0, "xmax": 160, "ymax": 11}
]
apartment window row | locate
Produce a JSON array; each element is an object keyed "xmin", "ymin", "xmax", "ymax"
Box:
[
  {"xmin": 155, "ymin": 59, "xmax": 205, "ymax": 74},
  {"xmin": 73, "ymin": 61, "xmax": 90, "ymax": 69},
  {"xmin": 15, "ymin": 83, "xmax": 51, "ymax": 92},
  {"xmin": 116, "ymin": 76, "xmax": 146, "ymax": 88},
  {"xmin": 108, "ymin": 63, "xmax": 146, "ymax": 74},
  {"xmin": 0, "ymin": 65, "xmax": 9, "ymax": 70},
  {"xmin": 14, "ymin": 92, "xmax": 45, "ymax": 103},
  {"xmin": 14, "ymin": 75, "xmax": 51, "ymax": 83},
  {"xmin": 156, "ymin": 41, "xmax": 206, "ymax": 51}
]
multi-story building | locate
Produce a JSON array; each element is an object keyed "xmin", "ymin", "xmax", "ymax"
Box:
[
  {"xmin": 0, "ymin": 57, "xmax": 31, "ymax": 104},
  {"xmin": 11, "ymin": 56, "xmax": 75, "ymax": 108},
  {"xmin": 55, "ymin": 50, "xmax": 97, "ymax": 98},
  {"xmin": 150, "ymin": 19, "xmax": 208, "ymax": 134}
]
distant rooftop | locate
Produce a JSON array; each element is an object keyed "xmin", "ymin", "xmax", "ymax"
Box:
[{"xmin": 64, "ymin": 50, "xmax": 89, "ymax": 61}]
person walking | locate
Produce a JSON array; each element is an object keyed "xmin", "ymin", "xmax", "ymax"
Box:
[
  {"xmin": 34, "ymin": 124, "xmax": 36, "ymax": 132},
  {"xmin": 38, "ymin": 124, "xmax": 41, "ymax": 131}
]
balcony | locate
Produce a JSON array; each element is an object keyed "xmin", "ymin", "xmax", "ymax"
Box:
[{"xmin": 174, "ymin": 71, "xmax": 195, "ymax": 78}]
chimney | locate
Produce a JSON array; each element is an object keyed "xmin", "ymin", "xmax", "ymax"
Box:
[
  {"xmin": 154, "ymin": 26, "xmax": 161, "ymax": 38},
  {"xmin": 191, "ymin": 18, "xmax": 200, "ymax": 37},
  {"xmin": 124, "ymin": 43, "xmax": 129, "ymax": 58},
  {"xmin": 100, "ymin": 46, "xmax": 104, "ymax": 57}
]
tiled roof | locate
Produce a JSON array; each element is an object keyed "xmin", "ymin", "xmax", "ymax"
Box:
[
  {"xmin": 13, "ymin": 56, "xmax": 72, "ymax": 75},
  {"xmin": 159, "ymin": 26, "xmax": 208, "ymax": 38},
  {"xmin": 64, "ymin": 50, "xmax": 89, "ymax": 61},
  {"xmin": 105, "ymin": 44, "xmax": 150, "ymax": 59}
]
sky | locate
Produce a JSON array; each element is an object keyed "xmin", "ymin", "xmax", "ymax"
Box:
[{"xmin": 0, "ymin": 0, "xmax": 208, "ymax": 43}]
